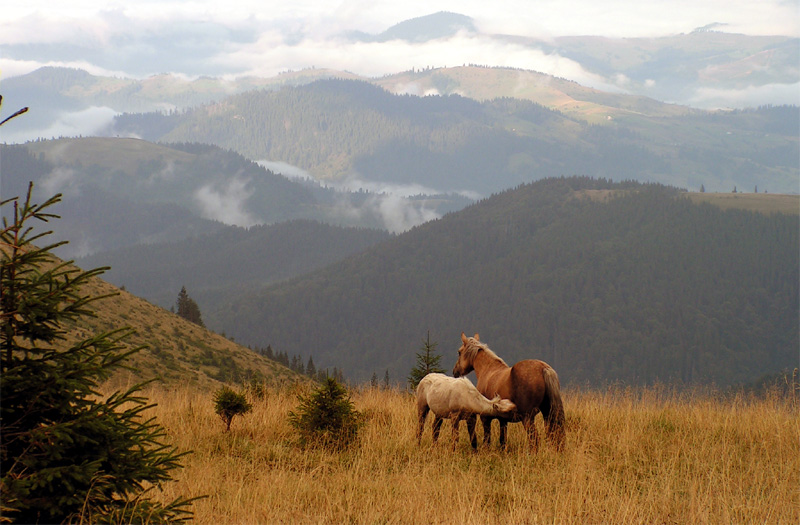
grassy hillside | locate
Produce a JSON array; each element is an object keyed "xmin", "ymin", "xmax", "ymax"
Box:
[
  {"xmin": 26, "ymin": 137, "xmax": 196, "ymax": 175},
  {"xmin": 686, "ymin": 192, "xmax": 799, "ymax": 215},
  {"xmin": 140, "ymin": 383, "xmax": 799, "ymax": 523},
  {"xmin": 213, "ymin": 177, "xmax": 799, "ymax": 386},
  {"xmin": 59, "ymin": 259, "xmax": 305, "ymax": 390},
  {"xmin": 374, "ymin": 66, "xmax": 693, "ymax": 123}
]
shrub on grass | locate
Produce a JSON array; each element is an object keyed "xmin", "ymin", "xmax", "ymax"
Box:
[
  {"xmin": 213, "ymin": 386, "xmax": 252, "ymax": 432},
  {"xmin": 288, "ymin": 377, "xmax": 363, "ymax": 450}
]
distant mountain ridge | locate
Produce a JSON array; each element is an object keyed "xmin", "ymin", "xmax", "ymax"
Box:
[
  {"xmin": 112, "ymin": 78, "xmax": 799, "ymax": 195},
  {"xmin": 350, "ymin": 12, "xmax": 477, "ymax": 43}
]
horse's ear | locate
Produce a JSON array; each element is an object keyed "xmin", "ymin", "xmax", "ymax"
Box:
[
  {"xmin": 474, "ymin": 333, "xmax": 480, "ymax": 341},
  {"xmin": 461, "ymin": 332, "xmax": 468, "ymax": 344}
]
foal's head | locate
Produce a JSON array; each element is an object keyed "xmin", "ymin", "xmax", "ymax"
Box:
[{"xmin": 452, "ymin": 332, "xmax": 480, "ymax": 378}]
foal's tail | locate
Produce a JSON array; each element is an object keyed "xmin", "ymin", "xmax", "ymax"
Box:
[{"xmin": 542, "ymin": 366, "xmax": 566, "ymax": 451}]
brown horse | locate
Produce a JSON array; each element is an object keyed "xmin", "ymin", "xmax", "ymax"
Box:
[{"xmin": 452, "ymin": 333, "xmax": 565, "ymax": 450}]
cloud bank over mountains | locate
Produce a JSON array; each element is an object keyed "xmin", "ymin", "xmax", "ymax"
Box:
[{"xmin": 3, "ymin": 0, "xmax": 798, "ymax": 82}]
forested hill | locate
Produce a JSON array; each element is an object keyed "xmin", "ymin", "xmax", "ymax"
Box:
[
  {"xmin": 214, "ymin": 177, "xmax": 799, "ymax": 387},
  {"xmin": 77, "ymin": 219, "xmax": 391, "ymax": 315},
  {"xmin": 2, "ymin": 139, "xmax": 466, "ymax": 258},
  {"xmin": 113, "ymin": 78, "xmax": 799, "ymax": 195}
]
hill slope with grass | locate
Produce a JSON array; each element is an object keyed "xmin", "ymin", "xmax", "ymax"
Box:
[{"xmin": 60, "ymin": 259, "xmax": 304, "ymax": 389}]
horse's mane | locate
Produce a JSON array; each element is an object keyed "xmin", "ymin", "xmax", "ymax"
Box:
[{"xmin": 464, "ymin": 337, "xmax": 508, "ymax": 367}]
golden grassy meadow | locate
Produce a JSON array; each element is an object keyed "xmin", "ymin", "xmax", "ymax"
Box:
[{"xmin": 133, "ymin": 382, "xmax": 799, "ymax": 524}]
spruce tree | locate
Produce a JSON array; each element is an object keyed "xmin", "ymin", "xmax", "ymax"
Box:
[
  {"xmin": 306, "ymin": 356, "xmax": 317, "ymax": 379},
  {"xmin": 175, "ymin": 286, "xmax": 204, "ymax": 327},
  {"xmin": 1, "ymin": 184, "xmax": 194, "ymax": 523},
  {"xmin": 288, "ymin": 377, "xmax": 363, "ymax": 450},
  {"xmin": 407, "ymin": 331, "xmax": 445, "ymax": 390}
]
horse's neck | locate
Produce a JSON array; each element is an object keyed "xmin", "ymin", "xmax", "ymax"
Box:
[
  {"xmin": 466, "ymin": 391, "xmax": 498, "ymax": 416},
  {"xmin": 474, "ymin": 349, "xmax": 508, "ymax": 376}
]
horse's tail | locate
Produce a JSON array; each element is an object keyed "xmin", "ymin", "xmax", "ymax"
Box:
[
  {"xmin": 489, "ymin": 396, "xmax": 517, "ymax": 416},
  {"xmin": 542, "ymin": 366, "xmax": 566, "ymax": 450}
]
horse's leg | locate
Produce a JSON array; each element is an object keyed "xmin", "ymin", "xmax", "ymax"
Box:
[
  {"xmin": 523, "ymin": 415, "xmax": 539, "ymax": 453},
  {"xmin": 499, "ymin": 419, "xmax": 509, "ymax": 449},
  {"xmin": 432, "ymin": 416, "xmax": 443, "ymax": 444},
  {"xmin": 481, "ymin": 416, "xmax": 493, "ymax": 446},
  {"xmin": 466, "ymin": 413, "xmax": 478, "ymax": 450},
  {"xmin": 452, "ymin": 415, "xmax": 461, "ymax": 451},
  {"xmin": 417, "ymin": 404, "xmax": 429, "ymax": 444}
]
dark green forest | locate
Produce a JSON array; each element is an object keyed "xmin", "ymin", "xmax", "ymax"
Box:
[
  {"xmin": 212, "ymin": 177, "xmax": 799, "ymax": 387},
  {"xmin": 77, "ymin": 219, "xmax": 391, "ymax": 312},
  {"xmin": 113, "ymin": 79, "xmax": 799, "ymax": 195}
]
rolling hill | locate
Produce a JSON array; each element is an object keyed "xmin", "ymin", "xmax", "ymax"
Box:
[
  {"xmin": 208, "ymin": 177, "xmax": 798, "ymax": 387},
  {"xmin": 5, "ymin": 65, "xmax": 797, "ymax": 202},
  {"xmin": 112, "ymin": 78, "xmax": 799, "ymax": 196},
  {"xmin": 3, "ymin": 22, "xmax": 795, "ymax": 129},
  {"xmin": 1, "ymin": 139, "xmax": 467, "ymax": 258}
]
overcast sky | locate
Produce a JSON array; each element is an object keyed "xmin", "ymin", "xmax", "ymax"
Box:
[{"xmin": 2, "ymin": 0, "xmax": 798, "ymax": 80}]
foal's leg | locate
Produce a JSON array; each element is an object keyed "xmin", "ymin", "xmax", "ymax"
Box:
[
  {"xmin": 417, "ymin": 405, "xmax": 429, "ymax": 444},
  {"xmin": 481, "ymin": 416, "xmax": 493, "ymax": 446},
  {"xmin": 452, "ymin": 415, "xmax": 461, "ymax": 451},
  {"xmin": 432, "ymin": 416, "xmax": 443, "ymax": 444},
  {"xmin": 466, "ymin": 413, "xmax": 478, "ymax": 450}
]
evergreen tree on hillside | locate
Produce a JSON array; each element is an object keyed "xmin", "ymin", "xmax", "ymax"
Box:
[
  {"xmin": 306, "ymin": 356, "xmax": 317, "ymax": 379},
  {"xmin": 407, "ymin": 331, "xmax": 445, "ymax": 390},
  {"xmin": 176, "ymin": 285, "xmax": 204, "ymax": 327},
  {"xmin": 1, "ymin": 184, "xmax": 194, "ymax": 523}
]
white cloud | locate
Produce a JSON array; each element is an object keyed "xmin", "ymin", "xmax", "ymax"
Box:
[
  {"xmin": 371, "ymin": 193, "xmax": 440, "ymax": 233},
  {"xmin": 193, "ymin": 178, "xmax": 259, "ymax": 227},
  {"xmin": 0, "ymin": 0, "xmax": 796, "ymax": 117},
  {"xmin": 221, "ymin": 32, "xmax": 613, "ymax": 88},
  {"xmin": 40, "ymin": 167, "xmax": 80, "ymax": 197},
  {"xmin": 2, "ymin": 1, "xmax": 797, "ymax": 81},
  {"xmin": 257, "ymin": 160, "xmax": 315, "ymax": 181},
  {"xmin": 0, "ymin": 106, "xmax": 118, "ymax": 143},
  {"xmin": 689, "ymin": 82, "xmax": 800, "ymax": 109},
  {"xmin": 337, "ymin": 175, "xmax": 442, "ymax": 197},
  {"xmin": 0, "ymin": 58, "xmax": 132, "ymax": 79}
]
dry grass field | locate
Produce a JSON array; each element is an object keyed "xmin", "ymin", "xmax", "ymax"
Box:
[{"xmin": 126, "ymin": 382, "xmax": 799, "ymax": 524}]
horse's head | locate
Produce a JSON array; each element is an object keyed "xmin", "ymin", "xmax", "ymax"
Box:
[{"xmin": 452, "ymin": 332, "xmax": 480, "ymax": 378}]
